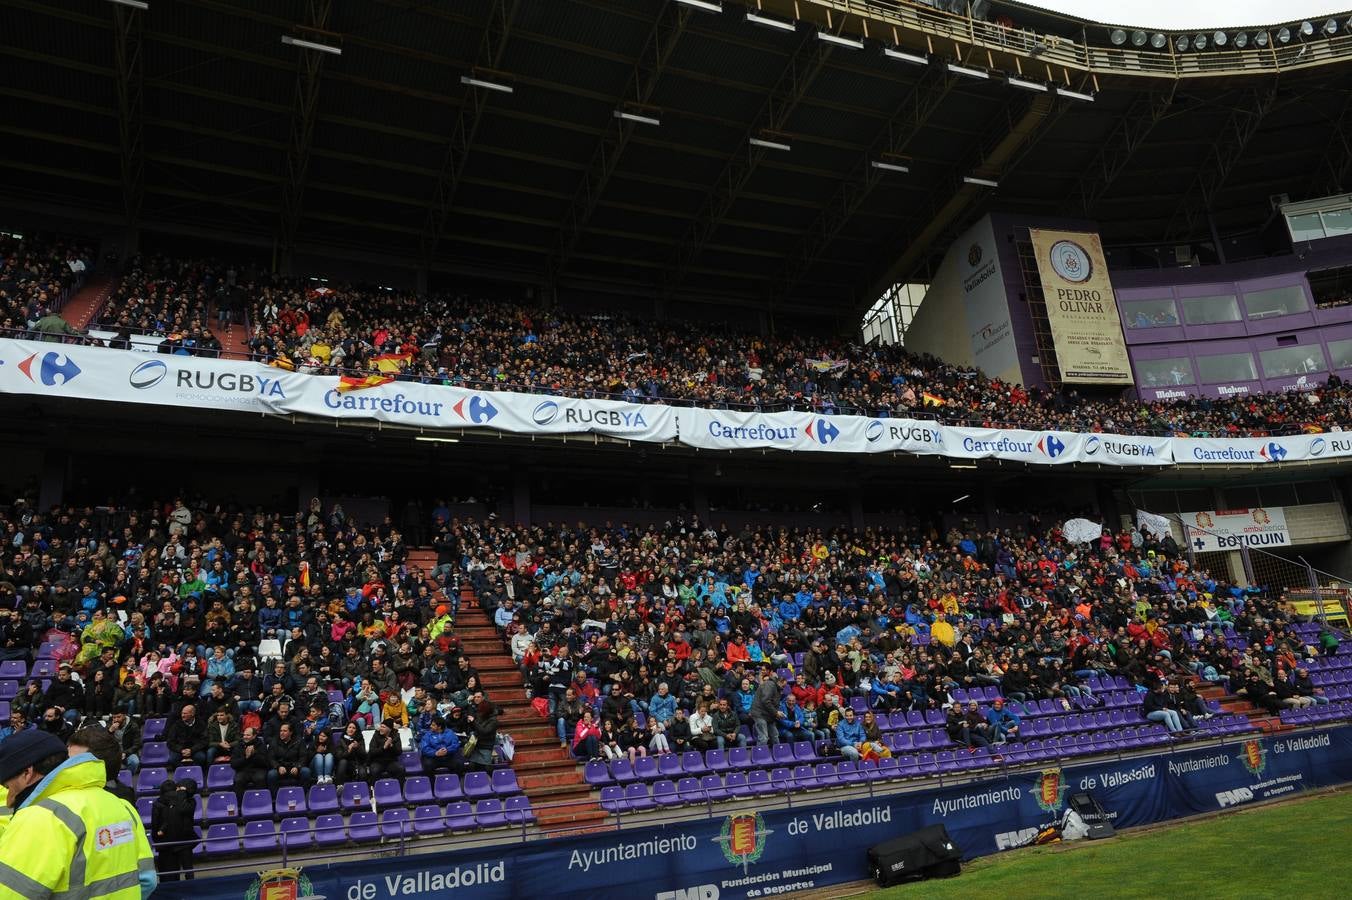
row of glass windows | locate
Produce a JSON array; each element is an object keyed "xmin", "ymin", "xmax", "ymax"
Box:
[
  {"xmin": 1135, "ymin": 340, "xmax": 1352, "ymax": 387},
  {"xmin": 1287, "ymin": 205, "xmax": 1352, "ymax": 243},
  {"xmin": 1123, "ymin": 286, "xmax": 1308, "ymax": 329}
]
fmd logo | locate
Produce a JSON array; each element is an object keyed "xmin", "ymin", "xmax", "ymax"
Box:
[
  {"xmin": 532, "ymin": 399, "xmax": 559, "ymax": 426},
  {"xmin": 129, "ymin": 359, "xmax": 168, "ymax": 389},
  {"xmin": 804, "ymin": 417, "xmax": 839, "ymax": 445},
  {"xmin": 452, "ymin": 395, "xmax": 499, "ymax": 424},
  {"xmin": 865, "ymin": 420, "xmax": 884, "ymax": 443},
  {"xmin": 1037, "ymin": 434, "xmax": 1066, "ymax": 458},
  {"xmin": 17, "ymin": 351, "xmax": 80, "ymax": 386}
]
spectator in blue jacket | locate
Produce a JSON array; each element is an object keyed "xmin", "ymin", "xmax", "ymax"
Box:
[
  {"xmin": 418, "ymin": 715, "xmax": 462, "ymax": 774},
  {"xmin": 985, "ymin": 698, "xmax": 1021, "ymax": 743},
  {"xmin": 870, "ymin": 676, "xmax": 904, "ymax": 711},
  {"xmin": 648, "ymin": 683, "xmax": 677, "ymax": 725},
  {"xmin": 834, "ymin": 707, "xmax": 867, "ymax": 760},
  {"xmin": 776, "ymin": 695, "xmax": 812, "ymax": 743},
  {"xmin": 778, "ymin": 595, "xmax": 802, "ymax": 623}
]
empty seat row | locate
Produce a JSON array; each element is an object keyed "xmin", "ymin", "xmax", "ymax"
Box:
[
  {"xmin": 199, "ymin": 799, "xmax": 534, "ymax": 854},
  {"xmin": 128, "ymin": 768, "xmax": 518, "ymax": 805}
]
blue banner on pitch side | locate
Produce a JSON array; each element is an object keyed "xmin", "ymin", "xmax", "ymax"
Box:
[{"xmin": 154, "ymin": 727, "xmax": 1352, "ymax": 900}]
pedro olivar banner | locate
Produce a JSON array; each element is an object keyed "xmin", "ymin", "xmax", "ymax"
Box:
[{"xmin": 1030, "ymin": 229, "xmax": 1134, "ymax": 386}]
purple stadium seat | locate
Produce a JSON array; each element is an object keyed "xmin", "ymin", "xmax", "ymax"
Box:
[
  {"xmin": 203, "ymin": 791, "xmax": 237, "ymax": 823},
  {"xmin": 724, "ymin": 772, "xmax": 750, "ymax": 798},
  {"xmin": 241, "ymin": 789, "xmax": 273, "ymax": 821},
  {"xmin": 749, "ymin": 746, "xmax": 773, "ymax": 768},
  {"xmin": 813, "ymin": 762, "xmax": 839, "ymax": 787},
  {"xmin": 623, "ymin": 783, "xmax": 655, "ymax": 812},
  {"xmin": 475, "ymin": 799, "xmax": 507, "ymax": 828},
  {"xmin": 445, "ymin": 801, "xmax": 476, "ymax": 832},
  {"xmin": 399, "ymin": 751, "xmax": 423, "ymax": 775},
  {"xmin": 652, "ymin": 779, "xmax": 682, "ymax": 807},
  {"xmin": 746, "ymin": 770, "xmax": 774, "ymax": 796},
  {"xmin": 462, "ymin": 771, "xmax": 493, "ymax": 800},
  {"xmin": 658, "ymin": 753, "xmax": 684, "ymax": 778},
  {"xmin": 913, "ymin": 731, "xmax": 934, "ymax": 750},
  {"xmin": 280, "ymin": 817, "xmax": 312, "ymax": 851},
  {"xmin": 404, "ymin": 776, "xmax": 434, "ymax": 805},
  {"xmin": 704, "ymin": 749, "xmax": 727, "ymax": 773},
  {"xmin": 727, "ymin": 748, "xmax": 752, "ymax": 770},
  {"xmin": 242, "ymin": 820, "xmax": 277, "ymax": 853},
  {"xmin": 0, "ymin": 661, "xmax": 25, "ymax": 680},
  {"xmin": 859, "ymin": 759, "xmax": 882, "ymax": 781},
  {"xmin": 681, "ymin": 751, "xmax": 708, "ymax": 776},
  {"xmin": 135, "ymin": 768, "xmax": 168, "ymax": 796},
  {"xmin": 340, "ymin": 781, "xmax": 372, "ymax": 812},
  {"xmin": 314, "ymin": 814, "xmax": 346, "ymax": 847},
  {"xmin": 790, "ymin": 764, "xmax": 816, "ymax": 790},
  {"xmin": 136, "ymin": 797, "xmax": 154, "ymax": 828},
  {"xmin": 141, "ymin": 718, "xmax": 167, "ymax": 741},
  {"xmin": 584, "ymin": 760, "xmax": 612, "ymax": 787},
  {"xmin": 612, "ymin": 760, "xmax": 637, "ymax": 784},
  {"xmin": 275, "ymin": 787, "xmax": 306, "ymax": 816},
  {"xmin": 307, "ymin": 783, "xmax": 339, "ymax": 814},
  {"xmin": 505, "ymin": 796, "xmax": 535, "ymax": 825},
  {"xmin": 140, "ymin": 743, "xmax": 170, "ymax": 768},
  {"xmin": 31, "ymin": 659, "xmax": 57, "ymax": 678},
  {"xmin": 413, "ymin": 805, "xmax": 445, "ymax": 836},
  {"xmin": 698, "ymin": 774, "xmax": 728, "ymax": 802},
  {"xmin": 850, "ymin": 696, "xmax": 868, "ymax": 713},
  {"xmin": 599, "ymin": 786, "xmax": 625, "ymax": 814},
  {"xmin": 490, "ymin": 769, "xmax": 519, "ymax": 796},
  {"xmin": 170, "ymin": 764, "xmax": 203, "ymax": 788},
  {"xmin": 772, "ymin": 744, "xmax": 796, "ymax": 765},
  {"xmin": 380, "ymin": 808, "xmax": 411, "ymax": 839},
  {"xmin": 0, "ymin": 682, "xmax": 17, "ymax": 702},
  {"xmin": 905, "ymin": 711, "xmax": 925, "ymax": 728},
  {"xmin": 203, "ymin": 824, "xmax": 239, "ymax": 856},
  {"xmin": 432, "ymin": 773, "xmax": 463, "ymax": 801},
  {"xmin": 633, "ymin": 757, "xmax": 660, "ymax": 781},
  {"xmin": 347, "ymin": 811, "xmax": 380, "ymax": 843},
  {"xmin": 891, "ymin": 732, "xmax": 914, "ymax": 751},
  {"xmin": 792, "ymin": 741, "xmax": 817, "ymax": 762},
  {"xmin": 374, "ymin": 778, "xmax": 404, "ymax": 808},
  {"xmin": 205, "ymin": 764, "xmax": 234, "ymax": 792},
  {"xmin": 676, "ymin": 776, "xmax": 705, "ymax": 805},
  {"xmin": 836, "ymin": 760, "xmax": 863, "ymax": 785}
]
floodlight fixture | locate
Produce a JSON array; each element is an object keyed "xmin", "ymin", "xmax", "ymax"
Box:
[
  {"xmin": 750, "ymin": 137, "xmax": 791, "ymax": 151},
  {"xmin": 1213, "ymin": 31, "xmax": 1228, "ymax": 47},
  {"xmin": 963, "ymin": 175, "xmax": 999, "ymax": 187},
  {"xmin": 1277, "ymin": 26, "xmax": 1292, "ymax": 43},
  {"xmin": 1254, "ymin": 30, "xmax": 1270, "ymax": 47},
  {"xmin": 817, "ymin": 32, "xmax": 865, "ymax": 49},
  {"xmin": 107, "ymin": 0, "xmax": 149, "ymax": 10},
  {"xmin": 1192, "ymin": 33, "xmax": 1207, "ymax": 50},
  {"xmin": 947, "ymin": 63, "xmax": 989, "ymax": 79},
  {"xmin": 1299, "ymin": 20, "xmax": 1315, "ymax": 37},
  {"xmin": 871, "ymin": 160, "xmax": 910, "ymax": 173},
  {"xmin": 884, "ymin": 47, "xmax": 929, "ymax": 65},
  {"xmin": 282, "ymin": 35, "xmax": 341, "ymax": 55},
  {"xmin": 1175, "ymin": 35, "xmax": 1189, "ymax": 51},
  {"xmin": 461, "ymin": 75, "xmax": 513, "ymax": 93},
  {"xmin": 1007, "ymin": 76, "xmax": 1048, "ymax": 92},
  {"xmin": 1150, "ymin": 33, "xmax": 1167, "ymax": 49},
  {"xmin": 1131, "ymin": 31, "xmax": 1148, "ymax": 47},
  {"xmin": 1323, "ymin": 18, "xmax": 1339, "ymax": 35},
  {"xmin": 1234, "ymin": 33, "xmax": 1249, "ymax": 49},
  {"xmin": 1110, "ymin": 29, "xmax": 1127, "ymax": 45},
  {"xmin": 614, "ymin": 109, "xmax": 660, "ymax": 126},
  {"xmin": 745, "ymin": 12, "xmax": 796, "ymax": 33},
  {"xmin": 675, "ymin": 0, "xmax": 722, "ymax": 12},
  {"xmin": 1058, "ymin": 87, "xmax": 1095, "ymax": 102}
]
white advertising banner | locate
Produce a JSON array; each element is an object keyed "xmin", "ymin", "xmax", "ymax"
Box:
[
  {"xmin": 1183, "ymin": 507, "xmax": 1291, "ymax": 552},
  {"xmin": 0, "ymin": 336, "xmax": 1345, "ymax": 471}
]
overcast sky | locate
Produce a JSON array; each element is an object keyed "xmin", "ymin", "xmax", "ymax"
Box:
[{"xmin": 1024, "ymin": 1, "xmax": 1351, "ymax": 29}]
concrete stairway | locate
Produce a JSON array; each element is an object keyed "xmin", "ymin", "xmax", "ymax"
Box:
[
  {"xmin": 59, "ymin": 275, "xmax": 116, "ymax": 330},
  {"xmin": 1195, "ymin": 680, "xmax": 1292, "ymax": 734},
  {"xmin": 404, "ymin": 548, "xmax": 605, "ymax": 832}
]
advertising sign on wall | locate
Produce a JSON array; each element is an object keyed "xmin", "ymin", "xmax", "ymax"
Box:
[
  {"xmin": 1030, "ymin": 229, "xmax": 1134, "ymax": 385},
  {"xmin": 1184, "ymin": 507, "xmax": 1291, "ymax": 552}
]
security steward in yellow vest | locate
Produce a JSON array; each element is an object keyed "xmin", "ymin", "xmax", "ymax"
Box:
[{"xmin": 0, "ymin": 730, "xmax": 158, "ymax": 899}]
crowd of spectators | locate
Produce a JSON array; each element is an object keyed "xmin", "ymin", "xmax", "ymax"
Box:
[
  {"xmin": 93, "ymin": 254, "xmax": 229, "ymax": 355},
  {"xmin": 0, "ymin": 232, "xmax": 92, "ymax": 337},
  {"xmin": 0, "ymin": 495, "xmax": 499, "ymax": 797},
  {"xmin": 461, "ymin": 514, "xmax": 1338, "ymax": 764}
]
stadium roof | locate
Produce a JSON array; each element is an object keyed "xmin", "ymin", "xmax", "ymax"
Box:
[{"xmin": 4, "ymin": 0, "xmax": 1352, "ymax": 319}]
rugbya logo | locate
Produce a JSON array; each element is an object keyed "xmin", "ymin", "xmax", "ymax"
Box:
[
  {"xmin": 17, "ymin": 351, "xmax": 80, "ymax": 386},
  {"xmin": 532, "ymin": 399, "xmax": 559, "ymax": 426},
  {"xmin": 866, "ymin": 420, "xmax": 885, "ymax": 443},
  {"xmin": 128, "ymin": 359, "xmax": 168, "ymax": 389},
  {"xmin": 1037, "ymin": 434, "xmax": 1066, "ymax": 458},
  {"xmin": 1309, "ymin": 436, "xmax": 1326, "ymax": 456},
  {"xmin": 1083, "ymin": 435, "xmax": 1101, "ymax": 456},
  {"xmin": 805, "ymin": 418, "xmax": 840, "ymax": 445}
]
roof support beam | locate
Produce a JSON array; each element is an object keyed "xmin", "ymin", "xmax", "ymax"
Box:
[
  {"xmin": 419, "ymin": 0, "xmax": 520, "ymax": 267},
  {"xmin": 1068, "ymin": 87, "xmax": 1176, "ymax": 215},
  {"xmin": 664, "ymin": 25, "xmax": 837, "ymax": 294},
  {"xmin": 867, "ymin": 93, "xmax": 1062, "ymax": 305},
  {"xmin": 1163, "ymin": 85, "xmax": 1279, "ymax": 244},
  {"xmin": 110, "ymin": 1, "xmax": 145, "ymax": 230},
  {"xmin": 777, "ymin": 60, "xmax": 958, "ymax": 301},
  {"xmin": 553, "ymin": 0, "xmax": 693, "ymax": 276},
  {"xmin": 277, "ymin": 0, "xmax": 334, "ymax": 262}
]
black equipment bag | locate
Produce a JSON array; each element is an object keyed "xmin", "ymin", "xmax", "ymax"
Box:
[{"xmin": 867, "ymin": 824, "xmax": 963, "ymax": 886}]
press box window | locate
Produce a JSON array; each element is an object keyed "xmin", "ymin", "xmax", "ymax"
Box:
[
  {"xmin": 1123, "ymin": 298, "xmax": 1179, "ymax": 328},
  {"xmin": 1328, "ymin": 338, "xmax": 1352, "ymax": 370},
  {"xmin": 1195, "ymin": 352, "xmax": 1257, "ymax": 383},
  {"xmin": 1180, "ymin": 294, "xmax": 1241, "ymax": 325},
  {"xmin": 1134, "ymin": 357, "xmax": 1194, "ymax": 386},
  {"xmin": 1259, "ymin": 345, "xmax": 1326, "ymax": 378},
  {"xmin": 1243, "ymin": 286, "xmax": 1308, "ymax": 319}
]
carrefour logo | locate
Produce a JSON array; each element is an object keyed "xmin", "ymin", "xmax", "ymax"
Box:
[
  {"xmin": 532, "ymin": 400, "xmax": 559, "ymax": 426},
  {"xmin": 804, "ymin": 418, "xmax": 840, "ymax": 445},
  {"xmin": 17, "ymin": 351, "xmax": 80, "ymax": 386},
  {"xmin": 1258, "ymin": 442, "xmax": 1287, "ymax": 462},
  {"xmin": 1083, "ymin": 435, "xmax": 1101, "ymax": 456},
  {"xmin": 1037, "ymin": 434, "xmax": 1066, "ymax": 458},
  {"xmin": 452, "ymin": 395, "xmax": 499, "ymax": 424},
  {"xmin": 1309, "ymin": 437, "xmax": 1326, "ymax": 457},
  {"xmin": 865, "ymin": 420, "xmax": 884, "ymax": 444},
  {"xmin": 129, "ymin": 359, "xmax": 168, "ymax": 389}
]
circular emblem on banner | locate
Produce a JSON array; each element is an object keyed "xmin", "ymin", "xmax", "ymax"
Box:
[
  {"xmin": 1309, "ymin": 436, "xmax": 1326, "ymax": 456},
  {"xmin": 968, "ymin": 243, "xmax": 983, "ymax": 267},
  {"xmin": 865, "ymin": 420, "xmax": 884, "ymax": 443},
  {"xmin": 1048, "ymin": 239, "xmax": 1093, "ymax": 283},
  {"xmin": 1083, "ymin": 435, "xmax": 1101, "ymax": 456},
  {"xmin": 128, "ymin": 359, "xmax": 168, "ymax": 389},
  {"xmin": 532, "ymin": 400, "xmax": 559, "ymax": 426}
]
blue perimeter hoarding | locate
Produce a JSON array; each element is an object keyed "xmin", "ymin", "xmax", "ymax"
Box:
[{"xmin": 160, "ymin": 726, "xmax": 1352, "ymax": 900}]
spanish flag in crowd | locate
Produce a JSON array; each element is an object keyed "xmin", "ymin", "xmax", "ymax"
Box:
[
  {"xmin": 373, "ymin": 352, "xmax": 412, "ymax": 374},
  {"xmin": 921, "ymin": 392, "xmax": 945, "ymax": 407},
  {"xmin": 268, "ymin": 353, "xmax": 297, "ymax": 372},
  {"xmin": 336, "ymin": 374, "xmax": 394, "ymax": 392},
  {"xmin": 298, "ymin": 560, "xmax": 310, "ymax": 590}
]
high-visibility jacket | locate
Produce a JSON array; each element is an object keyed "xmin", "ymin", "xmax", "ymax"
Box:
[{"xmin": 0, "ymin": 753, "xmax": 158, "ymax": 900}]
